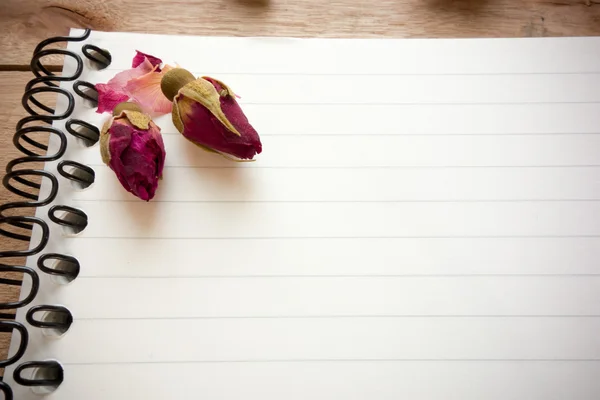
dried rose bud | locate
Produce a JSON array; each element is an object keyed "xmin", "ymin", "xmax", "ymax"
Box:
[
  {"xmin": 161, "ymin": 68, "xmax": 262, "ymax": 160},
  {"xmin": 100, "ymin": 102, "xmax": 166, "ymax": 201}
]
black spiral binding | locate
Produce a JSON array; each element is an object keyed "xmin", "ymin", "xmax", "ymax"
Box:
[{"xmin": 0, "ymin": 29, "xmax": 107, "ymax": 398}]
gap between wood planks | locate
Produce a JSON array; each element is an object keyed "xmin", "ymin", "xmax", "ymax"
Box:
[{"xmin": 0, "ymin": 65, "xmax": 62, "ymax": 72}]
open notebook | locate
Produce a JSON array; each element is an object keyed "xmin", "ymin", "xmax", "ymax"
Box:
[{"xmin": 2, "ymin": 28, "xmax": 600, "ymax": 399}]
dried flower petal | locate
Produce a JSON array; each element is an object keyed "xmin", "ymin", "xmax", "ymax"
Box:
[
  {"xmin": 95, "ymin": 83, "xmax": 130, "ymax": 114},
  {"xmin": 107, "ymin": 58, "xmax": 155, "ymax": 92},
  {"xmin": 96, "ymin": 52, "xmax": 173, "ymax": 115},
  {"xmin": 132, "ymin": 50, "xmax": 163, "ymax": 71},
  {"xmin": 125, "ymin": 65, "xmax": 174, "ymax": 115},
  {"xmin": 100, "ymin": 105, "xmax": 166, "ymax": 201}
]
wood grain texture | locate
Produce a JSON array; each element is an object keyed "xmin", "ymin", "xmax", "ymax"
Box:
[
  {"xmin": 0, "ymin": 71, "xmax": 53, "ymax": 261},
  {"xmin": 0, "ymin": 71, "xmax": 45, "ymax": 277},
  {"xmin": 1, "ymin": 0, "xmax": 600, "ymax": 67},
  {"xmin": 0, "ymin": 72, "xmax": 51, "ymax": 208},
  {"xmin": 0, "ymin": 71, "xmax": 52, "ymax": 367}
]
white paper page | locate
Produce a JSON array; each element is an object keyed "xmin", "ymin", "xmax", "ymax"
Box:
[{"xmin": 5, "ymin": 29, "xmax": 600, "ymax": 399}]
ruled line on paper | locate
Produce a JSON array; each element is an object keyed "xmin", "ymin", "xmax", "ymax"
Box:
[
  {"xmin": 223, "ymin": 101, "xmax": 600, "ymax": 106},
  {"xmin": 82, "ymin": 164, "xmax": 600, "ymax": 169},
  {"xmin": 60, "ymin": 359, "xmax": 600, "ymax": 366},
  {"xmin": 89, "ymin": 70, "xmax": 600, "ymax": 76},
  {"xmin": 68, "ymin": 101, "xmax": 600, "ymax": 106},
  {"xmin": 155, "ymin": 132, "xmax": 600, "ymax": 136},
  {"xmin": 72, "ymin": 315, "xmax": 600, "ymax": 320},
  {"xmin": 69, "ymin": 199, "xmax": 600, "ymax": 204},
  {"xmin": 63, "ymin": 236, "xmax": 600, "ymax": 240},
  {"xmin": 73, "ymin": 274, "xmax": 600, "ymax": 279},
  {"xmin": 65, "ymin": 235, "xmax": 600, "ymax": 240}
]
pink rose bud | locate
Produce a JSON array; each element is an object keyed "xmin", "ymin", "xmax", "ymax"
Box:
[
  {"xmin": 161, "ymin": 68, "xmax": 262, "ymax": 160},
  {"xmin": 100, "ymin": 102, "xmax": 166, "ymax": 201}
]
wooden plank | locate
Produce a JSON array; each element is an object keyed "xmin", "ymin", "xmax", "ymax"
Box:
[
  {"xmin": 2, "ymin": 0, "xmax": 600, "ymax": 67},
  {"xmin": 0, "ymin": 71, "xmax": 54, "ymax": 368},
  {"xmin": 0, "ymin": 72, "xmax": 51, "ymax": 206},
  {"xmin": 0, "ymin": 72, "xmax": 37, "ymax": 366}
]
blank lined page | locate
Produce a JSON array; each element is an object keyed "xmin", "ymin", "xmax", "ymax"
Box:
[{"xmin": 5, "ymin": 30, "xmax": 600, "ymax": 399}]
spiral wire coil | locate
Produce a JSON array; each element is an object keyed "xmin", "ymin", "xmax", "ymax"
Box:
[{"xmin": 0, "ymin": 29, "xmax": 100, "ymax": 399}]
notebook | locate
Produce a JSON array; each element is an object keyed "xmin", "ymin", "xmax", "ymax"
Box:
[{"xmin": 1, "ymin": 28, "xmax": 600, "ymax": 399}]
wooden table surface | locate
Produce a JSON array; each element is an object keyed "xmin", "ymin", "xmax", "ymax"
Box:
[{"xmin": 0, "ymin": 0, "xmax": 599, "ymax": 377}]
